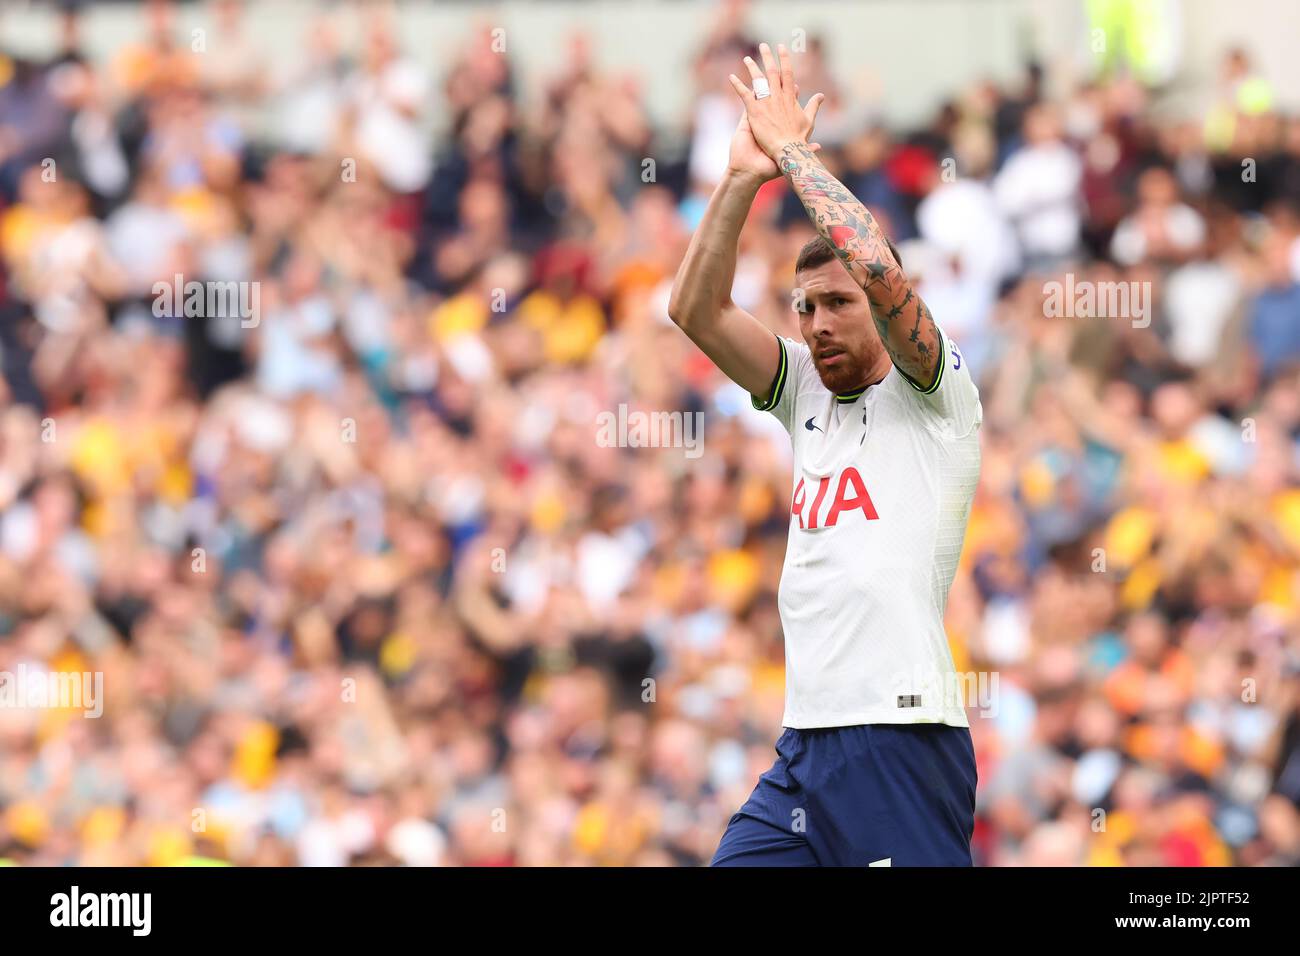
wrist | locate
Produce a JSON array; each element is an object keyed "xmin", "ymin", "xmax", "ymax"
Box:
[
  {"xmin": 768, "ymin": 138, "xmax": 808, "ymax": 161},
  {"xmin": 722, "ymin": 166, "xmax": 768, "ymax": 192}
]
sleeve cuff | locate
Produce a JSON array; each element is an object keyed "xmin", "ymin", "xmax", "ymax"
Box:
[
  {"xmin": 900, "ymin": 326, "xmax": 946, "ymax": 395},
  {"xmin": 751, "ymin": 334, "xmax": 789, "ymax": 411}
]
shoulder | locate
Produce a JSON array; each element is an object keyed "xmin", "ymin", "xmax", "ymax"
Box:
[
  {"xmin": 751, "ymin": 335, "xmax": 822, "ymax": 411},
  {"xmin": 882, "ymin": 328, "xmax": 982, "ymax": 439}
]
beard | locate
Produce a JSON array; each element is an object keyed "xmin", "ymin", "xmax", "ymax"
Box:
[{"xmin": 812, "ymin": 355, "xmax": 866, "ymax": 394}]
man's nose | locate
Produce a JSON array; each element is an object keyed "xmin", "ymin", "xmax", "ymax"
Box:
[{"xmin": 811, "ymin": 307, "xmax": 834, "ymax": 336}]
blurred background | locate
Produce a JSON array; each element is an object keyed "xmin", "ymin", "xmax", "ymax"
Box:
[{"xmin": 0, "ymin": 0, "xmax": 1299, "ymax": 867}]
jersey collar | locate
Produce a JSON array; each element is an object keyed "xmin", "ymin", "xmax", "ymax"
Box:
[{"xmin": 835, "ymin": 366, "xmax": 891, "ymax": 403}]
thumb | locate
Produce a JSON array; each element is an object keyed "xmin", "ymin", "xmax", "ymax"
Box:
[{"xmin": 803, "ymin": 92, "xmax": 826, "ymax": 130}]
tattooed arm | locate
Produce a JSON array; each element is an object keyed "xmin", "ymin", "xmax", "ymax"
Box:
[
  {"xmin": 778, "ymin": 140, "xmax": 941, "ymax": 389},
  {"xmin": 729, "ymin": 43, "xmax": 942, "ymax": 391},
  {"xmin": 668, "ymin": 97, "xmax": 823, "ymax": 398}
]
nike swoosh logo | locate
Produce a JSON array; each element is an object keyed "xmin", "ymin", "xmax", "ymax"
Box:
[{"xmin": 804, "ymin": 417, "xmax": 823, "ymax": 433}]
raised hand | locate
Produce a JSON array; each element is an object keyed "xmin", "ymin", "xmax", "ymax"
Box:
[
  {"xmin": 728, "ymin": 88, "xmax": 823, "ymax": 184},
  {"xmin": 728, "ymin": 42, "xmax": 824, "ymax": 163},
  {"xmin": 727, "ymin": 111, "xmax": 781, "ymax": 183}
]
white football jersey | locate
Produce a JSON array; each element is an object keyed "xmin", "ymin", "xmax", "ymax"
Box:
[{"xmin": 752, "ymin": 328, "xmax": 982, "ymax": 729}]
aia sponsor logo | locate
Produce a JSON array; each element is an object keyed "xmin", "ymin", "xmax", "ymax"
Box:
[{"xmin": 791, "ymin": 466, "xmax": 878, "ymax": 531}]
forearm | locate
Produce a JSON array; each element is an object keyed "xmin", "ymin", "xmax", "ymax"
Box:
[
  {"xmin": 665, "ymin": 169, "xmax": 780, "ymax": 398},
  {"xmin": 778, "ymin": 140, "xmax": 942, "ymax": 387},
  {"xmin": 778, "ymin": 141, "xmax": 900, "ymax": 290},
  {"xmin": 667, "ymin": 169, "xmax": 761, "ymax": 328}
]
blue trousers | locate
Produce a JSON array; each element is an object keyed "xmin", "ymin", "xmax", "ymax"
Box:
[{"xmin": 712, "ymin": 724, "xmax": 977, "ymax": 866}]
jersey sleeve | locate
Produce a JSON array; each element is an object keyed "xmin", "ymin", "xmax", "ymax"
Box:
[
  {"xmin": 895, "ymin": 326, "xmax": 982, "ymax": 436},
  {"xmin": 750, "ymin": 334, "xmax": 818, "ymax": 435}
]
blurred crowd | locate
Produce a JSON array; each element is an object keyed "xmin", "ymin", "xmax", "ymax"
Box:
[{"xmin": 1, "ymin": 0, "xmax": 1300, "ymax": 867}]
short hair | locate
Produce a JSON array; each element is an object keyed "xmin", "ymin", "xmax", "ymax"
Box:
[{"xmin": 794, "ymin": 235, "xmax": 903, "ymax": 274}]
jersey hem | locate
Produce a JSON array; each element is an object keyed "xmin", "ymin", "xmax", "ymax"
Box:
[{"xmin": 781, "ymin": 708, "xmax": 970, "ymax": 729}]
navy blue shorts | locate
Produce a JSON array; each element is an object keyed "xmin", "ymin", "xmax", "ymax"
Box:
[{"xmin": 711, "ymin": 723, "xmax": 977, "ymax": 867}]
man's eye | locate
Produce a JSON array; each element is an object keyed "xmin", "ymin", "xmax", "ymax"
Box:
[{"xmin": 833, "ymin": 298, "xmax": 849, "ymax": 307}]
